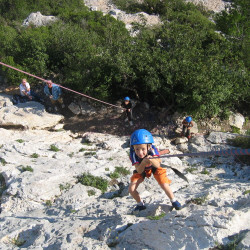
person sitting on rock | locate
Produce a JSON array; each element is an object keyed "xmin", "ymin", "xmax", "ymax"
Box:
[
  {"xmin": 44, "ymin": 80, "xmax": 63, "ymax": 112},
  {"xmin": 19, "ymin": 78, "xmax": 41, "ymax": 102},
  {"xmin": 121, "ymin": 96, "xmax": 133, "ymax": 126},
  {"xmin": 129, "ymin": 129, "xmax": 182, "ymax": 214},
  {"xmin": 181, "ymin": 116, "xmax": 194, "ymax": 139}
]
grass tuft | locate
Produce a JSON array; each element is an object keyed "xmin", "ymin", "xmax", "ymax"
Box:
[
  {"xmin": 77, "ymin": 173, "xmax": 108, "ymax": 193},
  {"xmin": 49, "ymin": 144, "xmax": 60, "ymax": 152},
  {"xmin": 147, "ymin": 213, "xmax": 166, "ymax": 220},
  {"xmin": 30, "ymin": 153, "xmax": 39, "ymax": 158},
  {"xmin": 21, "ymin": 166, "xmax": 33, "ymax": 172}
]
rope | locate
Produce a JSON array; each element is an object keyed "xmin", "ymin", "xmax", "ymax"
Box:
[
  {"xmin": 0, "ymin": 61, "xmax": 121, "ymax": 109},
  {"xmin": 155, "ymin": 148, "xmax": 250, "ymax": 159}
]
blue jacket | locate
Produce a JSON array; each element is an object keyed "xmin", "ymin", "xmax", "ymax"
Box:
[{"xmin": 44, "ymin": 83, "xmax": 62, "ymax": 100}]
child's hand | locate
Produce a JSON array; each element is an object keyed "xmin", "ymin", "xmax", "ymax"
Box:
[{"xmin": 141, "ymin": 157, "xmax": 151, "ymax": 166}]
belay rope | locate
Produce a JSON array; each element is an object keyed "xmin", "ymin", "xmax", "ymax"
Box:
[
  {"xmin": 158, "ymin": 148, "xmax": 250, "ymax": 183},
  {"xmin": 0, "ymin": 61, "xmax": 121, "ymax": 109}
]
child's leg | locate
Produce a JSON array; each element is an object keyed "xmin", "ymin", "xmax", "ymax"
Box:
[
  {"xmin": 159, "ymin": 183, "xmax": 174, "ymax": 200},
  {"xmin": 129, "ymin": 178, "xmax": 144, "ymax": 203}
]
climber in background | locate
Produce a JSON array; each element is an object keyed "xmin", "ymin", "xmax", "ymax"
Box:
[
  {"xmin": 44, "ymin": 80, "xmax": 64, "ymax": 112},
  {"xmin": 181, "ymin": 116, "xmax": 194, "ymax": 139},
  {"xmin": 121, "ymin": 96, "xmax": 133, "ymax": 126}
]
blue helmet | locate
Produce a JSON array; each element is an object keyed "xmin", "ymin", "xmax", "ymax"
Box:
[
  {"xmin": 124, "ymin": 96, "xmax": 130, "ymax": 101},
  {"xmin": 185, "ymin": 116, "xmax": 192, "ymax": 123},
  {"xmin": 130, "ymin": 129, "xmax": 154, "ymax": 146}
]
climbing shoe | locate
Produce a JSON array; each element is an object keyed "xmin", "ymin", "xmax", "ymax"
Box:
[
  {"xmin": 172, "ymin": 200, "xmax": 182, "ymax": 210},
  {"xmin": 132, "ymin": 204, "xmax": 146, "ymax": 214}
]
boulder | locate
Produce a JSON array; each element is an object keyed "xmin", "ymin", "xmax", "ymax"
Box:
[
  {"xmin": 206, "ymin": 132, "xmax": 238, "ymax": 144},
  {"xmin": 0, "ymin": 94, "xmax": 63, "ymax": 129},
  {"xmin": 23, "ymin": 11, "xmax": 58, "ymax": 27},
  {"xmin": 174, "ymin": 137, "xmax": 188, "ymax": 145},
  {"xmin": 229, "ymin": 112, "xmax": 245, "ymax": 129},
  {"xmin": 68, "ymin": 102, "xmax": 81, "ymax": 115}
]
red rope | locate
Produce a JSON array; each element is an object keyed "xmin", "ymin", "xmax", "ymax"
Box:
[{"xmin": 0, "ymin": 61, "xmax": 121, "ymax": 109}]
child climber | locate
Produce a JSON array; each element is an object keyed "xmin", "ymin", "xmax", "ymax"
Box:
[
  {"xmin": 181, "ymin": 116, "xmax": 194, "ymax": 139},
  {"xmin": 129, "ymin": 129, "xmax": 182, "ymax": 213},
  {"xmin": 121, "ymin": 97, "xmax": 133, "ymax": 126}
]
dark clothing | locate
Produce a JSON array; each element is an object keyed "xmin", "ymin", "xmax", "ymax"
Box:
[
  {"xmin": 182, "ymin": 121, "xmax": 193, "ymax": 137},
  {"xmin": 48, "ymin": 87, "xmax": 53, "ymax": 95},
  {"xmin": 182, "ymin": 125, "xmax": 191, "ymax": 137},
  {"xmin": 121, "ymin": 101, "xmax": 133, "ymax": 121}
]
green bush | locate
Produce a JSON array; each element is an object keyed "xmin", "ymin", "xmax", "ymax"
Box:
[
  {"xmin": 147, "ymin": 213, "xmax": 166, "ymax": 220},
  {"xmin": 0, "ymin": 158, "xmax": 7, "ymax": 166},
  {"xmin": 109, "ymin": 166, "xmax": 130, "ymax": 179},
  {"xmin": 16, "ymin": 139, "xmax": 24, "ymax": 143},
  {"xmin": 30, "ymin": 153, "xmax": 39, "ymax": 158},
  {"xmin": 190, "ymin": 195, "xmax": 208, "ymax": 205},
  {"xmin": 21, "ymin": 166, "xmax": 33, "ymax": 172},
  {"xmin": 49, "ymin": 144, "xmax": 60, "ymax": 152},
  {"xmin": 87, "ymin": 190, "xmax": 96, "ymax": 196},
  {"xmin": 77, "ymin": 173, "xmax": 108, "ymax": 193}
]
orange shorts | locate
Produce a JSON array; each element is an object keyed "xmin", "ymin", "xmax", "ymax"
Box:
[{"xmin": 130, "ymin": 168, "xmax": 171, "ymax": 185}]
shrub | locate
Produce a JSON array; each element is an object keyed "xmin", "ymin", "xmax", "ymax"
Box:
[
  {"xmin": 30, "ymin": 153, "xmax": 39, "ymax": 158},
  {"xmin": 10, "ymin": 236, "xmax": 26, "ymax": 247},
  {"xmin": 84, "ymin": 152, "xmax": 96, "ymax": 156},
  {"xmin": 77, "ymin": 173, "xmax": 108, "ymax": 193},
  {"xmin": 185, "ymin": 167, "xmax": 197, "ymax": 173},
  {"xmin": 16, "ymin": 139, "xmax": 24, "ymax": 143},
  {"xmin": 109, "ymin": 166, "xmax": 130, "ymax": 179},
  {"xmin": 87, "ymin": 190, "xmax": 96, "ymax": 196},
  {"xmin": 243, "ymin": 190, "xmax": 250, "ymax": 195},
  {"xmin": 21, "ymin": 166, "xmax": 33, "ymax": 172},
  {"xmin": 147, "ymin": 213, "xmax": 166, "ymax": 220},
  {"xmin": 45, "ymin": 200, "xmax": 52, "ymax": 206},
  {"xmin": 190, "ymin": 195, "xmax": 208, "ymax": 205},
  {"xmin": 49, "ymin": 144, "xmax": 60, "ymax": 152},
  {"xmin": 201, "ymin": 169, "xmax": 209, "ymax": 175},
  {"xmin": 59, "ymin": 183, "xmax": 71, "ymax": 191},
  {"xmin": 0, "ymin": 158, "xmax": 7, "ymax": 166},
  {"xmin": 231, "ymin": 126, "xmax": 241, "ymax": 134}
]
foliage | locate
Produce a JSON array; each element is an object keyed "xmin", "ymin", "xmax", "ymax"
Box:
[
  {"xmin": 231, "ymin": 126, "xmax": 241, "ymax": 134},
  {"xmin": 21, "ymin": 166, "xmax": 34, "ymax": 172},
  {"xmin": 201, "ymin": 169, "xmax": 209, "ymax": 175},
  {"xmin": 30, "ymin": 153, "xmax": 39, "ymax": 158},
  {"xmin": 109, "ymin": 166, "xmax": 130, "ymax": 179},
  {"xmin": 243, "ymin": 190, "xmax": 250, "ymax": 195},
  {"xmin": 10, "ymin": 236, "xmax": 26, "ymax": 247},
  {"xmin": 45, "ymin": 200, "xmax": 52, "ymax": 206},
  {"xmin": 0, "ymin": 158, "xmax": 7, "ymax": 165},
  {"xmin": 87, "ymin": 190, "xmax": 96, "ymax": 196},
  {"xmin": 49, "ymin": 144, "xmax": 60, "ymax": 152},
  {"xmin": 0, "ymin": 0, "xmax": 249, "ymax": 118},
  {"xmin": 77, "ymin": 173, "xmax": 108, "ymax": 193},
  {"xmin": 228, "ymin": 136, "xmax": 250, "ymax": 148},
  {"xmin": 16, "ymin": 139, "xmax": 24, "ymax": 143},
  {"xmin": 59, "ymin": 183, "xmax": 71, "ymax": 191},
  {"xmin": 185, "ymin": 167, "xmax": 197, "ymax": 173},
  {"xmin": 190, "ymin": 195, "xmax": 208, "ymax": 205},
  {"xmin": 147, "ymin": 213, "xmax": 166, "ymax": 220},
  {"xmin": 0, "ymin": 173, "xmax": 7, "ymax": 196},
  {"xmin": 84, "ymin": 152, "xmax": 96, "ymax": 156}
]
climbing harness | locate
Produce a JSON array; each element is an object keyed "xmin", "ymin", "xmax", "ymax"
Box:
[{"xmin": 0, "ymin": 61, "xmax": 121, "ymax": 109}]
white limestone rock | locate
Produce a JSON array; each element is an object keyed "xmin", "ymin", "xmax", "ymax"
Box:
[
  {"xmin": 23, "ymin": 11, "xmax": 58, "ymax": 27},
  {"xmin": 206, "ymin": 131, "xmax": 238, "ymax": 144},
  {"xmin": 229, "ymin": 112, "xmax": 245, "ymax": 129},
  {"xmin": 174, "ymin": 137, "xmax": 188, "ymax": 144},
  {"xmin": 0, "ymin": 94, "xmax": 63, "ymax": 129},
  {"xmin": 68, "ymin": 102, "xmax": 81, "ymax": 115}
]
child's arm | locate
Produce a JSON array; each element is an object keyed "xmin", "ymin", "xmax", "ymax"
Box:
[
  {"xmin": 134, "ymin": 158, "xmax": 151, "ymax": 174},
  {"xmin": 147, "ymin": 156, "xmax": 161, "ymax": 168}
]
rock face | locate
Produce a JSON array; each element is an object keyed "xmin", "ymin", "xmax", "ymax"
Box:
[
  {"xmin": 0, "ymin": 127, "xmax": 249, "ymax": 249},
  {"xmin": 229, "ymin": 112, "xmax": 245, "ymax": 129},
  {"xmin": 186, "ymin": 0, "xmax": 226, "ymax": 12},
  {"xmin": 0, "ymin": 94, "xmax": 63, "ymax": 129},
  {"xmin": 22, "ymin": 11, "xmax": 58, "ymax": 27}
]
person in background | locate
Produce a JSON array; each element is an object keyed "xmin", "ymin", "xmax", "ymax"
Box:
[
  {"xmin": 44, "ymin": 80, "xmax": 63, "ymax": 112},
  {"xmin": 19, "ymin": 78, "xmax": 41, "ymax": 102},
  {"xmin": 121, "ymin": 96, "xmax": 133, "ymax": 126},
  {"xmin": 181, "ymin": 116, "xmax": 194, "ymax": 139}
]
